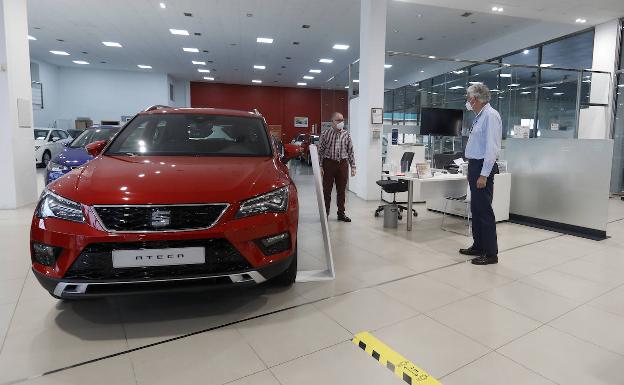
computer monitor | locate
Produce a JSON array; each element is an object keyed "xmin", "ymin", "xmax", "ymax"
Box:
[{"xmin": 420, "ymin": 108, "xmax": 463, "ymax": 136}]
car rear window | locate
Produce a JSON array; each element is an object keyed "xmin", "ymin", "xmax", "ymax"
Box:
[
  {"xmin": 70, "ymin": 128, "xmax": 120, "ymax": 148},
  {"xmin": 106, "ymin": 114, "xmax": 272, "ymax": 157}
]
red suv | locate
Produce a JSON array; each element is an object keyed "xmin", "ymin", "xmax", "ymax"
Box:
[{"xmin": 30, "ymin": 107, "xmax": 299, "ymax": 299}]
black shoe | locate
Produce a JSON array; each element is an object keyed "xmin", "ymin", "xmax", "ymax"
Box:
[
  {"xmin": 459, "ymin": 247, "xmax": 483, "ymax": 256},
  {"xmin": 337, "ymin": 214, "xmax": 351, "ymax": 222},
  {"xmin": 471, "ymin": 255, "xmax": 498, "ymax": 265}
]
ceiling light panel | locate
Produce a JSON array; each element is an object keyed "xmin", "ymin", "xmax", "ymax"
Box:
[
  {"xmin": 303, "ymin": 76, "xmax": 314, "ymax": 80},
  {"xmin": 192, "ymin": 61, "xmax": 206, "ymax": 65},
  {"xmin": 72, "ymin": 60, "xmax": 89, "ymax": 65},
  {"xmin": 203, "ymin": 77, "xmax": 214, "ymax": 80},
  {"xmin": 198, "ymin": 68, "xmax": 210, "ymax": 73},
  {"xmin": 252, "ymin": 79, "xmax": 262, "ymax": 83},
  {"xmin": 102, "ymin": 41, "xmax": 122, "ymax": 47},
  {"xmin": 253, "ymin": 65, "xmax": 266, "ymax": 70},
  {"xmin": 137, "ymin": 65, "xmax": 152, "ymax": 69},
  {"xmin": 28, "ymin": 35, "xmax": 36, "ymax": 40},
  {"xmin": 169, "ymin": 29, "xmax": 189, "ymax": 36},
  {"xmin": 309, "ymin": 69, "xmax": 321, "ymax": 73},
  {"xmin": 332, "ymin": 44, "xmax": 349, "ymax": 50},
  {"xmin": 384, "ymin": 64, "xmax": 392, "ymax": 68},
  {"xmin": 49, "ymin": 50, "xmax": 69, "ymax": 55},
  {"xmin": 297, "ymin": 82, "xmax": 307, "ymax": 86},
  {"xmin": 183, "ymin": 47, "xmax": 199, "ymax": 53},
  {"xmin": 256, "ymin": 37, "xmax": 273, "ymax": 44},
  {"xmin": 159, "ymin": 2, "xmax": 166, "ymax": 8},
  {"xmin": 319, "ymin": 58, "xmax": 334, "ymax": 63}
]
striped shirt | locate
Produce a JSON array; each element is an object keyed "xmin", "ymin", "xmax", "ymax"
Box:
[{"xmin": 318, "ymin": 128, "xmax": 356, "ymax": 169}]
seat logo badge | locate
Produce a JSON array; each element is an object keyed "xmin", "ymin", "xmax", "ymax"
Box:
[{"xmin": 151, "ymin": 209, "xmax": 171, "ymax": 228}]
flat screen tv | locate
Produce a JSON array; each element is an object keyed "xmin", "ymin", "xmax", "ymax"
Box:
[{"xmin": 420, "ymin": 107, "xmax": 463, "ymax": 136}]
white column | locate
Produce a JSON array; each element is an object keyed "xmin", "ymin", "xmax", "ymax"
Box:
[
  {"xmin": 349, "ymin": 0, "xmax": 387, "ymax": 200},
  {"xmin": 0, "ymin": 0, "xmax": 37, "ymax": 209},
  {"xmin": 578, "ymin": 18, "xmax": 621, "ymax": 139}
]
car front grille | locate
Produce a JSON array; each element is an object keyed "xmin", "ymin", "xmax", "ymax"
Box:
[
  {"xmin": 94, "ymin": 204, "xmax": 228, "ymax": 232},
  {"xmin": 64, "ymin": 239, "xmax": 252, "ymax": 280}
]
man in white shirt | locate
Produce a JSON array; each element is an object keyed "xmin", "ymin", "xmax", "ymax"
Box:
[{"xmin": 459, "ymin": 83, "xmax": 502, "ymax": 265}]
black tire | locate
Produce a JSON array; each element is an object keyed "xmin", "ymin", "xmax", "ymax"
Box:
[
  {"xmin": 42, "ymin": 151, "xmax": 51, "ymax": 167},
  {"xmin": 273, "ymin": 249, "xmax": 297, "ymax": 286}
]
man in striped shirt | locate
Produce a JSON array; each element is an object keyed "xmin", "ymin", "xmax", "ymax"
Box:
[{"xmin": 319, "ymin": 112, "xmax": 356, "ymax": 222}]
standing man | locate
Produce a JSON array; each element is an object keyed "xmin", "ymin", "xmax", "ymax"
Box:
[
  {"xmin": 459, "ymin": 83, "xmax": 502, "ymax": 265},
  {"xmin": 319, "ymin": 112, "xmax": 356, "ymax": 222}
]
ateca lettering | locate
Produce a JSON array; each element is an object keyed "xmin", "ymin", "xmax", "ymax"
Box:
[{"xmin": 135, "ymin": 253, "xmax": 185, "ymax": 260}]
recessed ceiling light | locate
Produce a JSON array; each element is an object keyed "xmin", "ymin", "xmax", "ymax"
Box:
[
  {"xmin": 257, "ymin": 37, "xmax": 273, "ymax": 44},
  {"xmin": 192, "ymin": 61, "xmax": 206, "ymax": 65},
  {"xmin": 499, "ymin": 73, "xmax": 512, "ymax": 78},
  {"xmin": 344, "ymin": 86, "xmax": 349, "ymax": 89},
  {"xmin": 183, "ymin": 47, "xmax": 199, "ymax": 53},
  {"xmin": 137, "ymin": 65, "xmax": 152, "ymax": 69},
  {"xmin": 520, "ymin": 91, "xmax": 531, "ymax": 94},
  {"xmin": 469, "ymin": 81, "xmax": 482, "ymax": 85},
  {"xmin": 309, "ymin": 69, "xmax": 321, "ymax": 73},
  {"xmin": 198, "ymin": 68, "xmax": 210, "ymax": 73},
  {"xmin": 303, "ymin": 76, "xmax": 314, "ymax": 80},
  {"xmin": 420, "ymin": 70, "xmax": 425, "ymax": 73},
  {"xmin": 102, "ymin": 41, "xmax": 122, "ymax": 47},
  {"xmin": 393, "ymin": 79, "xmax": 398, "ymax": 82},
  {"xmin": 159, "ymin": 2, "xmax": 166, "ymax": 8},
  {"xmin": 332, "ymin": 44, "xmax": 349, "ymax": 50},
  {"xmin": 618, "ymin": 84, "xmax": 624, "ymax": 87},
  {"xmin": 452, "ymin": 70, "xmax": 465, "ymax": 74},
  {"xmin": 169, "ymin": 29, "xmax": 189, "ymax": 36},
  {"xmin": 353, "ymin": 79, "xmax": 360, "ymax": 83},
  {"xmin": 384, "ymin": 64, "xmax": 392, "ymax": 69},
  {"xmin": 575, "ymin": 18, "xmax": 587, "ymax": 23},
  {"xmin": 203, "ymin": 76, "xmax": 214, "ymax": 81},
  {"xmin": 523, "ymin": 49, "xmax": 530, "ymax": 54},
  {"xmin": 449, "ymin": 86, "xmax": 464, "ymax": 90},
  {"xmin": 554, "ymin": 92, "xmax": 564, "ymax": 95},
  {"xmin": 28, "ymin": 35, "xmax": 36, "ymax": 40},
  {"xmin": 49, "ymin": 50, "xmax": 69, "ymax": 55},
  {"xmin": 319, "ymin": 58, "xmax": 334, "ymax": 63},
  {"xmin": 428, "ymin": 55, "xmax": 436, "ymax": 59},
  {"xmin": 540, "ymin": 63, "xmax": 553, "ymax": 67},
  {"xmin": 508, "ymin": 83, "xmax": 520, "ymax": 87},
  {"xmin": 297, "ymin": 82, "xmax": 307, "ymax": 86},
  {"xmin": 542, "ymin": 86, "xmax": 557, "ymax": 89},
  {"xmin": 492, "ymin": 6, "xmax": 503, "ymax": 12},
  {"xmin": 253, "ymin": 65, "xmax": 266, "ymax": 70},
  {"xmin": 252, "ymin": 79, "xmax": 262, "ymax": 84},
  {"xmin": 72, "ymin": 60, "xmax": 89, "ymax": 65}
]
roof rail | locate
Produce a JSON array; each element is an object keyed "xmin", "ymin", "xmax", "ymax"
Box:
[
  {"xmin": 143, "ymin": 105, "xmax": 171, "ymax": 112},
  {"xmin": 252, "ymin": 108, "xmax": 261, "ymax": 116}
]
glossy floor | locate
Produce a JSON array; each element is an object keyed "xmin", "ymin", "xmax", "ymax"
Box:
[{"xmin": 1, "ymin": 165, "xmax": 624, "ymax": 385}]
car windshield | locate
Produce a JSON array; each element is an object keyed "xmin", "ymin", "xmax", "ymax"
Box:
[
  {"xmin": 69, "ymin": 128, "xmax": 120, "ymax": 148},
  {"xmin": 34, "ymin": 129, "xmax": 48, "ymax": 140},
  {"xmin": 106, "ymin": 114, "xmax": 272, "ymax": 157}
]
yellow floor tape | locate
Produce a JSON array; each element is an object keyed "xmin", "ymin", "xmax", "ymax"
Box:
[{"xmin": 352, "ymin": 332, "xmax": 443, "ymax": 385}]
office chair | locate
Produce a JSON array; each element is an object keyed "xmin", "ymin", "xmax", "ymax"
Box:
[{"xmin": 374, "ymin": 152, "xmax": 418, "ymax": 220}]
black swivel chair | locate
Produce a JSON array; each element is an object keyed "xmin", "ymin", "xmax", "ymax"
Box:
[{"xmin": 374, "ymin": 152, "xmax": 418, "ymax": 220}]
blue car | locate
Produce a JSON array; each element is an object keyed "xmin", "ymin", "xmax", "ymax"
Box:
[{"xmin": 46, "ymin": 125, "xmax": 120, "ymax": 184}]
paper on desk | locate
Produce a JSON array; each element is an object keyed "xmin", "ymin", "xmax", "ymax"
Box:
[{"xmin": 453, "ymin": 158, "xmax": 465, "ymax": 166}]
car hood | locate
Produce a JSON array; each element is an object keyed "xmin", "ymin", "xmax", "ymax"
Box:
[
  {"xmin": 52, "ymin": 147, "xmax": 92, "ymax": 166},
  {"xmin": 48, "ymin": 155, "xmax": 289, "ymax": 205}
]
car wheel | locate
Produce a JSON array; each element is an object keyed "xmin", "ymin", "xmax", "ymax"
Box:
[
  {"xmin": 273, "ymin": 249, "xmax": 297, "ymax": 286},
  {"xmin": 42, "ymin": 151, "xmax": 51, "ymax": 167}
]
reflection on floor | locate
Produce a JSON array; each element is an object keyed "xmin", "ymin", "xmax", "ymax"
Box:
[{"xmin": 1, "ymin": 165, "xmax": 624, "ymax": 384}]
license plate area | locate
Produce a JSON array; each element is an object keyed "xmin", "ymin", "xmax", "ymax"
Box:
[{"xmin": 112, "ymin": 247, "xmax": 205, "ymax": 268}]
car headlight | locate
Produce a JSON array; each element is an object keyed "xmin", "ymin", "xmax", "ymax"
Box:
[
  {"xmin": 35, "ymin": 189, "xmax": 85, "ymax": 223},
  {"xmin": 34, "ymin": 146, "xmax": 41, "ymax": 151},
  {"xmin": 47, "ymin": 161, "xmax": 69, "ymax": 172},
  {"xmin": 236, "ymin": 186, "xmax": 289, "ymax": 218}
]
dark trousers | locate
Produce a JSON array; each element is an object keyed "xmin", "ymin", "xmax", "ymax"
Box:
[
  {"xmin": 322, "ymin": 159, "xmax": 348, "ymax": 215},
  {"xmin": 468, "ymin": 159, "xmax": 499, "ymax": 256}
]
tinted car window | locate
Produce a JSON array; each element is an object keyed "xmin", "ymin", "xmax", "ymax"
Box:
[
  {"xmin": 34, "ymin": 129, "xmax": 48, "ymax": 140},
  {"xmin": 58, "ymin": 131, "xmax": 69, "ymax": 139},
  {"xmin": 70, "ymin": 128, "xmax": 120, "ymax": 148},
  {"xmin": 106, "ymin": 114, "xmax": 271, "ymax": 156}
]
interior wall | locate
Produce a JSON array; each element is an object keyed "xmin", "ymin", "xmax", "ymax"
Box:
[
  {"xmin": 168, "ymin": 76, "xmax": 190, "ymax": 108},
  {"xmin": 190, "ymin": 82, "xmax": 348, "ymax": 142},
  {"xmin": 31, "ymin": 60, "xmax": 59, "ymax": 128}
]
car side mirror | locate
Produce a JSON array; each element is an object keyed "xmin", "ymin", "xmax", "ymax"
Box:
[
  {"xmin": 282, "ymin": 143, "xmax": 302, "ymax": 163},
  {"xmin": 85, "ymin": 140, "xmax": 107, "ymax": 157}
]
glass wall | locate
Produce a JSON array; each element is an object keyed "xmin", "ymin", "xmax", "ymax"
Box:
[
  {"xmin": 610, "ymin": 20, "xmax": 624, "ymax": 193},
  {"xmin": 383, "ymin": 29, "xmax": 596, "ymax": 142}
]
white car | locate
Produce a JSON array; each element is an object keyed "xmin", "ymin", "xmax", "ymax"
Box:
[{"xmin": 34, "ymin": 128, "xmax": 73, "ymax": 167}]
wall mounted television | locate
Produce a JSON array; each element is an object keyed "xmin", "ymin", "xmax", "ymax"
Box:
[{"xmin": 420, "ymin": 107, "xmax": 463, "ymax": 136}]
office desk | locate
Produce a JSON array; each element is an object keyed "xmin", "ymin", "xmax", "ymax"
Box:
[{"xmin": 388, "ymin": 173, "xmax": 511, "ymax": 231}]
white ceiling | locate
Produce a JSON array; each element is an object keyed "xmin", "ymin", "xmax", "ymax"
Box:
[{"xmin": 26, "ymin": 0, "xmax": 623, "ymax": 89}]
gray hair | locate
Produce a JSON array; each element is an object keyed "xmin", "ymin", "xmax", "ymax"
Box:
[
  {"xmin": 331, "ymin": 112, "xmax": 343, "ymax": 121},
  {"xmin": 466, "ymin": 83, "xmax": 491, "ymax": 103}
]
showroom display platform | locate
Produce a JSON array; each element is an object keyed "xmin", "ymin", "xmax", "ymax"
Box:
[{"xmin": 1, "ymin": 166, "xmax": 624, "ymax": 385}]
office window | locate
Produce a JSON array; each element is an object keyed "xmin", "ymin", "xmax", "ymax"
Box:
[{"xmin": 541, "ymin": 30, "xmax": 594, "ymax": 69}]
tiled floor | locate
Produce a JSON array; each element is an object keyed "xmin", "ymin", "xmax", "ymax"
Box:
[{"xmin": 1, "ymin": 166, "xmax": 624, "ymax": 385}]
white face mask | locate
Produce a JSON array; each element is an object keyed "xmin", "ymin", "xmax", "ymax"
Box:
[
  {"xmin": 336, "ymin": 122, "xmax": 345, "ymax": 130},
  {"xmin": 465, "ymin": 100, "xmax": 473, "ymax": 111}
]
